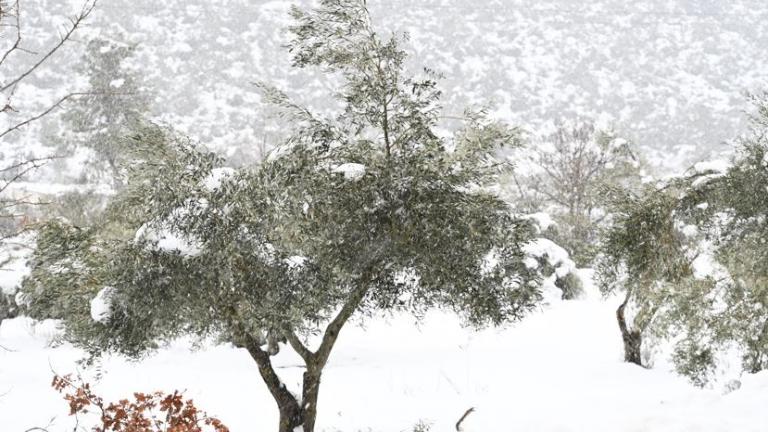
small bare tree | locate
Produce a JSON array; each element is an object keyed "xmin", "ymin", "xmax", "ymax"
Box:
[{"xmin": 511, "ymin": 120, "xmax": 640, "ymax": 265}]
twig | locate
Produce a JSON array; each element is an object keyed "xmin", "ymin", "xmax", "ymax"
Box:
[
  {"xmin": 455, "ymin": 407, "xmax": 475, "ymax": 431},
  {"xmin": 0, "ymin": 92, "xmax": 89, "ymax": 139},
  {"xmin": 0, "ymin": 0, "xmax": 98, "ymax": 93}
]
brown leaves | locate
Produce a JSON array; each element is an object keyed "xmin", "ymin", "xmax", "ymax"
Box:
[{"xmin": 51, "ymin": 374, "xmax": 229, "ymax": 432}]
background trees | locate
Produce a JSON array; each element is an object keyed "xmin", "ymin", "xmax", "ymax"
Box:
[
  {"xmin": 55, "ymin": 36, "xmax": 150, "ymax": 188},
  {"xmin": 507, "ymin": 120, "xmax": 641, "ymax": 266},
  {"xmin": 44, "ymin": 35, "xmax": 151, "ymax": 228},
  {"xmin": 597, "ymin": 96, "xmax": 768, "ymax": 384},
  {"xmin": 21, "ymin": 1, "xmax": 545, "ymax": 431}
]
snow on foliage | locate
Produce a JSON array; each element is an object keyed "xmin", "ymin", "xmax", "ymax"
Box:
[
  {"xmin": 693, "ymin": 159, "xmax": 730, "ymax": 174},
  {"xmin": 284, "ymin": 256, "xmax": 307, "ymax": 269},
  {"xmin": 691, "ymin": 248, "xmax": 729, "ymax": 282},
  {"xmin": 135, "ymin": 223, "xmax": 202, "ymax": 257},
  {"xmin": 690, "ymin": 159, "xmax": 731, "ymax": 188},
  {"xmin": 524, "ymin": 238, "xmax": 576, "ymax": 278},
  {"xmin": 90, "ymin": 286, "xmax": 115, "ymax": 323},
  {"xmin": 201, "ymin": 167, "xmax": 237, "ymax": 192},
  {"xmin": 332, "ymin": 163, "xmax": 366, "ymax": 181},
  {"xmin": 523, "ymin": 212, "xmax": 556, "ymax": 233}
]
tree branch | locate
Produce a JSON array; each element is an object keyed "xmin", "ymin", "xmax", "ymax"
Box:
[
  {"xmin": 0, "ymin": 1, "xmax": 23, "ymax": 67},
  {"xmin": 314, "ymin": 281, "xmax": 370, "ymax": 368},
  {"xmin": 284, "ymin": 329, "xmax": 314, "ymax": 364},
  {"xmin": 0, "ymin": 0, "xmax": 97, "ymax": 93},
  {"xmin": 0, "ymin": 156, "xmax": 57, "ymax": 195},
  {"xmin": 0, "ymin": 92, "xmax": 89, "ymax": 139}
]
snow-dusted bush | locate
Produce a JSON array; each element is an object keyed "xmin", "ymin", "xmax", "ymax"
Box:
[{"xmin": 524, "ymin": 236, "xmax": 583, "ymax": 301}]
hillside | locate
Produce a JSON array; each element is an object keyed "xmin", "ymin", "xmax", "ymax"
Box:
[{"xmin": 6, "ymin": 0, "xmax": 768, "ymax": 173}]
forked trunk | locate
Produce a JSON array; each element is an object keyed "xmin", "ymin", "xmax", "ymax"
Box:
[
  {"xmin": 271, "ymin": 371, "xmax": 321, "ymax": 432},
  {"xmin": 616, "ymin": 298, "xmax": 643, "ymax": 366},
  {"xmin": 243, "ymin": 338, "xmax": 306, "ymax": 432},
  {"xmin": 246, "ymin": 281, "xmax": 370, "ymax": 432}
]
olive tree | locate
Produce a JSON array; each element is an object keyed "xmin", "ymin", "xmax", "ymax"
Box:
[
  {"xmin": 597, "ymin": 183, "xmax": 693, "ymax": 366},
  {"xmin": 22, "ymin": 1, "xmax": 543, "ymax": 430},
  {"xmin": 598, "ymin": 95, "xmax": 768, "ymax": 385}
]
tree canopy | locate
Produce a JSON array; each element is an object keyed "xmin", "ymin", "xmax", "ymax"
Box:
[{"xmin": 21, "ymin": 1, "xmax": 545, "ymax": 430}]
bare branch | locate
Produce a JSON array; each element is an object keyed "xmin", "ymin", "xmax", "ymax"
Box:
[
  {"xmin": 0, "ymin": 156, "xmax": 57, "ymax": 195},
  {"xmin": 0, "ymin": 1, "xmax": 22, "ymax": 66},
  {"xmin": 0, "ymin": 0, "xmax": 97, "ymax": 93},
  {"xmin": 0, "ymin": 155, "xmax": 58, "ymax": 173},
  {"xmin": 0, "ymin": 92, "xmax": 89, "ymax": 139}
]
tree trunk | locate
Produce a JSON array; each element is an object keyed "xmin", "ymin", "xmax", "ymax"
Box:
[
  {"xmin": 616, "ymin": 298, "xmax": 643, "ymax": 366},
  {"xmin": 300, "ymin": 368, "xmax": 322, "ymax": 432},
  {"xmin": 243, "ymin": 337, "xmax": 305, "ymax": 432},
  {"xmin": 239, "ymin": 280, "xmax": 371, "ymax": 432}
]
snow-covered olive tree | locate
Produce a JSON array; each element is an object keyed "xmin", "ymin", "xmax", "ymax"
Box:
[
  {"xmin": 598, "ymin": 95, "xmax": 768, "ymax": 385},
  {"xmin": 597, "ymin": 183, "xmax": 693, "ymax": 367},
  {"xmin": 21, "ymin": 1, "xmax": 543, "ymax": 430}
]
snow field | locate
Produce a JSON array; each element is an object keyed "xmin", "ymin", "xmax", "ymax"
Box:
[{"xmin": 1, "ymin": 273, "xmax": 767, "ymax": 431}]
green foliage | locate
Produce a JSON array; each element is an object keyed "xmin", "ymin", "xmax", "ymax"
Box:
[
  {"xmin": 598, "ymin": 185, "xmax": 690, "ymax": 295},
  {"xmin": 0, "ymin": 290, "xmax": 18, "ymax": 321},
  {"xmin": 555, "ymin": 271, "xmax": 584, "ymax": 300},
  {"xmin": 22, "ymin": 0, "xmax": 542, "ymax": 366},
  {"xmin": 598, "ymin": 96, "xmax": 768, "ymax": 384},
  {"xmin": 51, "ymin": 191, "xmax": 110, "ymax": 227},
  {"xmin": 23, "ymin": 5, "xmax": 548, "ymax": 429}
]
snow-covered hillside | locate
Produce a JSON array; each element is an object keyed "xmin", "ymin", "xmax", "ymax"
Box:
[
  {"xmin": 7, "ymin": 0, "xmax": 768, "ymax": 173},
  {"xmin": 2, "ymin": 271, "xmax": 767, "ymax": 431},
  {"xmin": 10, "ymin": 0, "xmax": 768, "ymax": 170}
]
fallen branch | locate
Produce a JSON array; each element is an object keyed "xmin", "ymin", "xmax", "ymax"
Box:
[{"xmin": 455, "ymin": 407, "xmax": 475, "ymax": 431}]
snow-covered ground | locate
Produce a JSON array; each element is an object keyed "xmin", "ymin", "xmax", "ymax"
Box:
[{"xmin": 2, "ymin": 272, "xmax": 767, "ymax": 432}]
